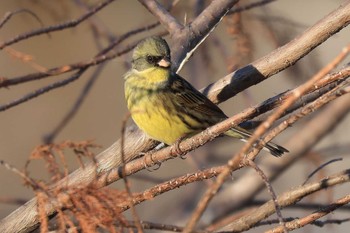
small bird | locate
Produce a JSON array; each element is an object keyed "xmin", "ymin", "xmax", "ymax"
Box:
[{"xmin": 124, "ymin": 36, "xmax": 288, "ymax": 157}]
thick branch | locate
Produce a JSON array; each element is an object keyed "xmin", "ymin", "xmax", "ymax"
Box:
[
  {"xmin": 1, "ymin": 2, "xmax": 350, "ymax": 232},
  {"xmin": 171, "ymin": 0, "xmax": 239, "ymax": 70},
  {"xmin": 1, "ymin": 67, "xmax": 349, "ymax": 233},
  {"xmin": 138, "ymin": 0, "xmax": 183, "ymax": 33},
  {"xmin": 204, "ymin": 1, "xmax": 350, "ymax": 104},
  {"xmin": 0, "ymin": 127, "xmax": 157, "ymax": 233}
]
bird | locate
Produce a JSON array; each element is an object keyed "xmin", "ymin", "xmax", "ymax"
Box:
[{"xmin": 124, "ymin": 36, "xmax": 288, "ymax": 157}]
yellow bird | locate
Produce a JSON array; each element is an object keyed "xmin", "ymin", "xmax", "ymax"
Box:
[{"xmin": 124, "ymin": 36, "xmax": 288, "ymax": 156}]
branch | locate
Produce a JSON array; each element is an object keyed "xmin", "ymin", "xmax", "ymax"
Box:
[
  {"xmin": 265, "ymin": 195, "xmax": 350, "ymax": 232},
  {"xmin": 0, "ymin": 9, "xmax": 45, "ymax": 29},
  {"xmin": 1, "ymin": 2, "xmax": 350, "ymax": 232},
  {"xmin": 172, "ymin": 0, "xmax": 239, "ymax": 70},
  {"xmin": 204, "ymin": 1, "xmax": 350, "ymax": 104},
  {"xmin": 218, "ymin": 169, "xmax": 350, "ymax": 232},
  {"xmin": 0, "ymin": 0, "xmax": 116, "ymax": 50},
  {"xmin": 43, "ymin": 64, "xmax": 106, "ymax": 143},
  {"xmin": 0, "ymin": 127, "xmax": 157, "ymax": 233},
  {"xmin": 0, "ymin": 20, "xmax": 161, "ymax": 89},
  {"xmin": 183, "ymin": 33, "xmax": 350, "ymax": 232},
  {"xmin": 0, "ymin": 68, "xmax": 87, "ymax": 112},
  {"xmin": 1, "ymin": 66, "xmax": 348, "ymax": 233},
  {"xmin": 138, "ymin": 0, "xmax": 183, "ymax": 33},
  {"xmin": 210, "ymin": 84, "xmax": 350, "ymax": 221}
]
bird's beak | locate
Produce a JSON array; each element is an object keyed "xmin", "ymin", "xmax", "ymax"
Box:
[{"xmin": 157, "ymin": 57, "xmax": 171, "ymax": 68}]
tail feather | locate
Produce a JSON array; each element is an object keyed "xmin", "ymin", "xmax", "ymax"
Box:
[
  {"xmin": 264, "ymin": 141, "xmax": 289, "ymax": 157},
  {"xmin": 225, "ymin": 127, "xmax": 288, "ymax": 157}
]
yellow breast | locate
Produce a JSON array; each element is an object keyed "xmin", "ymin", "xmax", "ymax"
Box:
[{"xmin": 125, "ymin": 68, "xmax": 196, "ymax": 144}]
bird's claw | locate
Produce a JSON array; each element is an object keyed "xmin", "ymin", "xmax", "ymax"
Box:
[
  {"xmin": 171, "ymin": 137, "xmax": 187, "ymax": 159},
  {"xmin": 143, "ymin": 153, "xmax": 161, "ymax": 171}
]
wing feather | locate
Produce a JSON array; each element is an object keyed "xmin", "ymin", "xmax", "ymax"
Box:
[{"xmin": 169, "ymin": 73, "xmax": 227, "ymax": 120}]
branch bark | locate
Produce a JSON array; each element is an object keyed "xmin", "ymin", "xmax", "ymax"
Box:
[
  {"xmin": 219, "ymin": 169, "xmax": 350, "ymax": 232},
  {"xmin": 210, "ymin": 92, "xmax": 350, "ymax": 226},
  {"xmin": 1, "ymin": 2, "xmax": 350, "ymax": 233},
  {"xmin": 204, "ymin": 0, "xmax": 350, "ymax": 104},
  {"xmin": 138, "ymin": 0, "xmax": 183, "ymax": 33}
]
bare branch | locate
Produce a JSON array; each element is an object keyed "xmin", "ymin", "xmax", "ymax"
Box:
[
  {"xmin": 0, "ymin": 0, "xmax": 116, "ymax": 50},
  {"xmin": 228, "ymin": 0, "xmax": 278, "ymax": 14},
  {"xmin": 1, "ymin": 2, "xmax": 350, "ymax": 232},
  {"xmin": 218, "ymin": 169, "xmax": 350, "ymax": 232},
  {"xmin": 1, "ymin": 64, "xmax": 348, "ymax": 233},
  {"xmin": 265, "ymin": 194, "xmax": 350, "ymax": 233},
  {"xmin": 120, "ymin": 114, "xmax": 144, "ymax": 233},
  {"xmin": 210, "ymin": 89, "xmax": 350, "ymax": 221},
  {"xmin": 172, "ymin": 0, "xmax": 239, "ymax": 70},
  {"xmin": 0, "ymin": 68, "xmax": 87, "ymax": 112},
  {"xmin": 302, "ymin": 158, "xmax": 343, "ymax": 185},
  {"xmin": 138, "ymin": 0, "xmax": 183, "ymax": 33},
  {"xmin": 246, "ymin": 160, "xmax": 287, "ymax": 232},
  {"xmin": 0, "ymin": 9, "xmax": 45, "ymax": 29},
  {"xmin": 43, "ymin": 64, "xmax": 106, "ymax": 143},
  {"xmin": 183, "ymin": 33, "xmax": 350, "ymax": 232},
  {"xmin": 204, "ymin": 1, "xmax": 350, "ymax": 104}
]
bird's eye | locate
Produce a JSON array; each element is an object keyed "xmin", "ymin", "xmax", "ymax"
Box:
[{"xmin": 146, "ymin": 55, "xmax": 156, "ymax": 64}]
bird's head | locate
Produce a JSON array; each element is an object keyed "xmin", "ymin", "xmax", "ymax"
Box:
[{"xmin": 131, "ymin": 36, "xmax": 171, "ymax": 71}]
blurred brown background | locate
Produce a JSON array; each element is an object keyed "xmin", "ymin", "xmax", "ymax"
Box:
[{"xmin": 1, "ymin": 0, "xmax": 349, "ymax": 232}]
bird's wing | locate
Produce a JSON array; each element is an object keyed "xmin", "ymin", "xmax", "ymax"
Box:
[{"xmin": 170, "ymin": 73, "xmax": 227, "ymax": 119}]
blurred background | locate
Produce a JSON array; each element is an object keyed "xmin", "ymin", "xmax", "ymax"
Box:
[{"xmin": 0, "ymin": 0, "xmax": 349, "ymax": 232}]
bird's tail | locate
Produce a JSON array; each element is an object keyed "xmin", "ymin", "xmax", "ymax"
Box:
[{"xmin": 224, "ymin": 126, "xmax": 288, "ymax": 157}]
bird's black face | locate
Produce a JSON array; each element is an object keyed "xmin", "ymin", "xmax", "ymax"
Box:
[
  {"xmin": 132, "ymin": 36, "xmax": 171, "ymax": 71},
  {"xmin": 146, "ymin": 54, "xmax": 171, "ymax": 68}
]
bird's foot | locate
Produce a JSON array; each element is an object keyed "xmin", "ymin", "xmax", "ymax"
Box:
[
  {"xmin": 143, "ymin": 152, "xmax": 161, "ymax": 171},
  {"xmin": 139, "ymin": 143, "xmax": 165, "ymax": 171},
  {"xmin": 171, "ymin": 137, "xmax": 187, "ymax": 159}
]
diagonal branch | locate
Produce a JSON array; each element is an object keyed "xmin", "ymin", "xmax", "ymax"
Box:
[
  {"xmin": 204, "ymin": 0, "xmax": 350, "ymax": 104},
  {"xmin": 138, "ymin": 0, "xmax": 183, "ymax": 33},
  {"xmin": 171, "ymin": 0, "xmax": 239, "ymax": 70},
  {"xmin": 219, "ymin": 169, "xmax": 350, "ymax": 232},
  {"xmin": 210, "ymin": 87, "xmax": 350, "ymax": 220},
  {"xmin": 265, "ymin": 194, "xmax": 350, "ymax": 233},
  {"xmin": 1, "ymin": 66, "xmax": 349, "ymax": 233},
  {"xmin": 1, "ymin": 2, "xmax": 350, "ymax": 232},
  {"xmin": 0, "ymin": 0, "xmax": 116, "ymax": 50},
  {"xmin": 183, "ymin": 40, "xmax": 350, "ymax": 230}
]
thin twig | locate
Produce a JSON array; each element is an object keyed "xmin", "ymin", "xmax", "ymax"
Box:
[
  {"xmin": 218, "ymin": 169, "xmax": 350, "ymax": 232},
  {"xmin": 116, "ymin": 166, "xmax": 225, "ymax": 212},
  {"xmin": 0, "ymin": 0, "xmax": 116, "ymax": 49},
  {"xmin": 0, "ymin": 160, "xmax": 45, "ymax": 193},
  {"xmin": 183, "ymin": 42, "xmax": 350, "ymax": 232},
  {"xmin": 228, "ymin": 0, "xmax": 278, "ymax": 15},
  {"xmin": 246, "ymin": 160, "xmax": 287, "ymax": 233},
  {"xmin": 120, "ymin": 113, "xmax": 144, "ymax": 233},
  {"xmin": 0, "ymin": 68, "xmax": 87, "ymax": 112},
  {"xmin": 43, "ymin": 64, "xmax": 106, "ymax": 143},
  {"xmin": 302, "ymin": 158, "xmax": 343, "ymax": 185},
  {"xmin": 264, "ymin": 194, "xmax": 350, "ymax": 233},
  {"xmin": 0, "ymin": 8, "xmax": 45, "ymax": 30},
  {"xmin": 255, "ymin": 217, "xmax": 350, "ymax": 228}
]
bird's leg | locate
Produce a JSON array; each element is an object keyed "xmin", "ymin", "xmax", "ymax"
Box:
[
  {"xmin": 141, "ymin": 142, "xmax": 166, "ymax": 171},
  {"xmin": 154, "ymin": 142, "xmax": 167, "ymax": 150}
]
